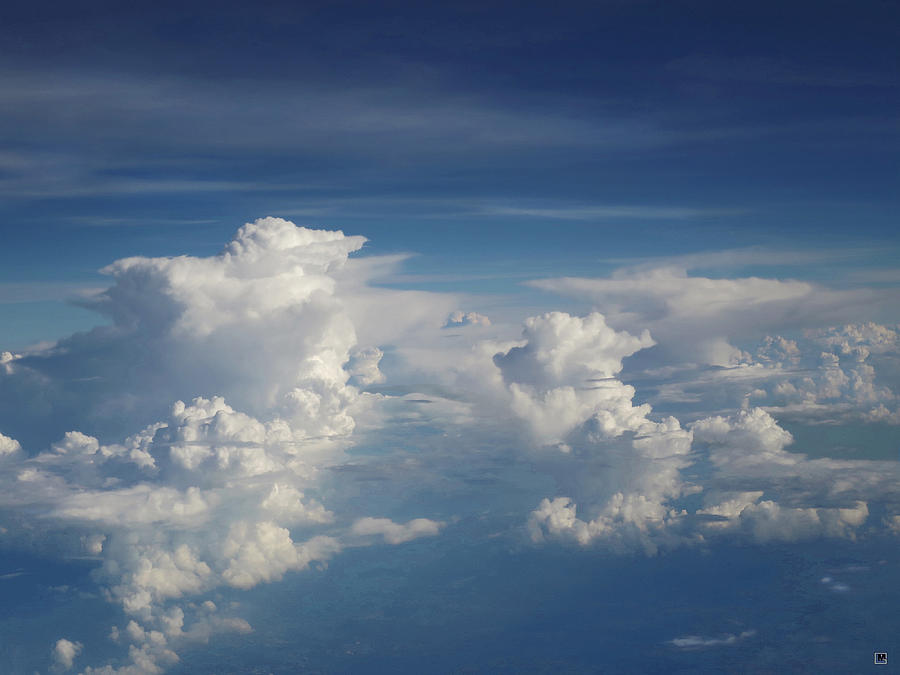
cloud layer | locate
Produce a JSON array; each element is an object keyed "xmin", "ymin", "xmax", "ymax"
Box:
[{"xmin": 0, "ymin": 218, "xmax": 897, "ymax": 673}]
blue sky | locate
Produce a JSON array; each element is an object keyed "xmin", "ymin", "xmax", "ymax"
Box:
[
  {"xmin": 2, "ymin": 0, "xmax": 899, "ymax": 346},
  {"xmin": 1, "ymin": 2, "xmax": 899, "ymax": 674}
]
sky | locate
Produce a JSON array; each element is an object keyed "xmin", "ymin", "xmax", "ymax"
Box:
[{"xmin": 0, "ymin": 1, "xmax": 899, "ymax": 673}]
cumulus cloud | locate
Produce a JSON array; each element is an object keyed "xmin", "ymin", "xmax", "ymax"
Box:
[
  {"xmin": 0, "ymin": 217, "xmax": 367, "ymax": 449},
  {"xmin": 481, "ymin": 313, "xmax": 697, "ymax": 553},
  {"xmin": 530, "ymin": 402, "xmax": 899, "ymax": 552},
  {"xmin": 0, "ymin": 218, "xmax": 457, "ymax": 674},
  {"xmin": 0, "ymin": 430, "xmax": 21, "ymax": 456},
  {"xmin": 52, "ymin": 638, "xmax": 83, "ymax": 671},
  {"xmin": 746, "ymin": 323, "xmax": 899, "ymax": 420},
  {"xmin": 865, "ymin": 404, "xmax": 900, "ymax": 424},
  {"xmin": 491, "ymin": 312, "xmax": 656, "ymax": 445},
  {"xmin": 494, "ymin": 312, "xmax": 652, "ymax": 388},
  {"xmin": 528, "ymin": 493, "xmax": 689, "ymax": 555},
  {"xmin": 1, "ymin": 222, "xmax": 898, "ymax": 672},
  {"xmin": 690, "ymin": 408, "xmax": 900, "ymax": 543},
  {"xmin": 697, "ymin": 493, "xmax": 869, "ymax": 543},
  {"xmin": 351, "ymin": 517, "xmax": 443, "ymax": 544},
  {"xmin": 221, "ymin": 525, "xmax": 341, "ymax": 590},
  {"xmin": 692, "ymin": 407, "xmax": 797, "ymax": 471},
  {"xmin": 629, "ymin": 321, "xmax": 900, "ymax": 426}
]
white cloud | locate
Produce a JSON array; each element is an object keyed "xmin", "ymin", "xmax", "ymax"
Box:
[
  {"xmin": 668, "ymin": 630, "xmax": 756, "ymax": 649},
  {"xmin": 692, "ymin": 408, "xmax": 798, "ymax": 471},
  {"xmin": 221, "ymin": 523, "xmax": 341, "ymax": 590},
  {"xmin": 0, "ymin": 431, "xmax": 21, "ymax": 456},
  {"xmin": 0, "ymin": 217, "xmax": 367, "ymax": 449},
  {"xmin": 260, "ymin": 483, "xmax": 333, "ymax": 526},
  {"xmin": 528, "ymin": 490, "xmax": 690, "ymax": 556},
  {"xmin": 689, "ymin": 408, "xmax": 900, "ymax": 543},
  {"xmin": 52, "ymin": 638, "xmax": 83, "ymax": 671},
  {"xmin": 632, "ymin": 321, "xmax": 900, "ymax": 425},
  {"xmin": 2, "ymin": 223, "xmax": 898, "ymax": 673},
  {"xmin": 529, "ymin": 267, "xmax": 890, "ymax": 366},
  {"xmin": 351, "ymin": 517, "xmax": 443, "ymax": 544},
  {"xmin": 748, "ymin": 323, "xmax": 898, "ymax": 417},
  {"xmin": 444, "ymin": 310, "xmax": 491, "ymax": 328},
  {"xmin": 492, "ymin": 314, "xmax": 697, "ymax": 554},
  {"xmin": 491, "ymin": 312, "xmax": 655, "ymax": 445},
  {"xmin": 530, "ymin": 402, "xmax": 899, "ymax": 552},
  {"xmin": 53, "ymin": 486, "xmax": 212, "ymax": 528},
  {"xmin": 864, "ymin": 404, "xmax": 900, "ymax": 424},
  {"xmin": 346, "ymin": 346, "xmax": 386, "ymax": 387},
  {"xmin": 0, "ymin": 218, "xmax": 459, "ymax": 674},
  {"xmin": 698, "ymin": 493, "xmax": 869, "ymax": 543},
  {"xmin": 494, "ymin": 312, "xmax": 653, "ymax": 388}
]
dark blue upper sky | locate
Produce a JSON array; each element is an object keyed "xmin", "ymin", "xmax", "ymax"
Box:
[{"xmin": 1, "ymin": 0, "xmax": 898, "ymax": 346}]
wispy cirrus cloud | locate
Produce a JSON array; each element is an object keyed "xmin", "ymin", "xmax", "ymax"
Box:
[
  {"xmin": 0, "ymin": 282, "xmax": 105, "ymax": 304},
  {"xmin": 597, "ymin": 246, "xmax": 884, "ymax": 272},
  {"xmin": 476, "ymin": 204, "xmax": 743, "ymax": 220},
  {"xmin": 0, "ymin": 66, "xmax": 791, "ymax": 203},
  {"xmin": 668, "ymin": 54, "xmax": 898, "ymax": 88}
]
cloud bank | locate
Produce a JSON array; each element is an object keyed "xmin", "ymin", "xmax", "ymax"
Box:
[{"xmin": 0, "ymin": 218, "xmax": 897, "ymax": 673}]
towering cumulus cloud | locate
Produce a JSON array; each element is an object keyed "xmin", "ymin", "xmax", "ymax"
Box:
[
  {"xmin": 0, "ymin": 217, "xmax": 366, "ymax": 449},
  {"xmin": 0, "ymin": 218, "xmax": 440, "ymax": 674},
  {"xmin": 489, "ymin": 314, "xmax": 694, "ymax": 554},
  {"xmin": 493, "ymin": 312, "xmax": 655, "ymax": 446}
]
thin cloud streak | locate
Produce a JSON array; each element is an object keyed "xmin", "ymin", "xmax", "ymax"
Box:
[
  {"xmin": 0, "ymin": 282, "xmax": 106, "ymax": 304},
  {"xmin": 478, "ymin": 205, "xmax": 744, "ymax": 220},
  {"xmin": 597, "ymin": 246, "xmax": 889, "ymax": 271}
]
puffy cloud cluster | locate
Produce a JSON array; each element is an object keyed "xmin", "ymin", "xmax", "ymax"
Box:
[
  {"xmin": 762, "ymin": 323, "xmax": 894, "ymax": 393},
  {"xmin": 1, "ymin": 224, "xmax": 898, "ymax": 672},
  {"xmin": 528, "ymin": 492, "xmax": 690, "ymax": 555},
  {"xmin": 614, "ymin": 321, "xmax": 900, "ymax": 426},
  {"xmin": 731, "ymin": 322, "xmax": 900, "ymax": 421},
  {"xmin": 690, "ymin": 408, "xmax": 900, "ymax": 543},
  {"xmin": 443, "ymin": 307, "xmax": 891, "ymax": 555},
  {"xmin": 815, "ymin": 321, "xmax": 899, "ymax": 355},
  {"xmin": 696, "ymin": 491, "xmax": 869, "ymax": 543},
  {"xmin": 0, "ymin": 218, "xmax": 450, "ymax": 674},
  {"xmin": 0, "ymin": 396, "xmax": 358, "ymax": 672},
  {"xmin": 530, "ymin": 401, "xmax": 899, "ymax": 551},
  {"xmin": 0, "ymin": 217, "xmax": 369, "ymax": 450},
  {"xmin": 513, "ymin": 259, "xmax": 896, "ymax": 430},
  {"xmin": 479, "ymin": 313, "xmax": 696, "ymax": 553}
]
